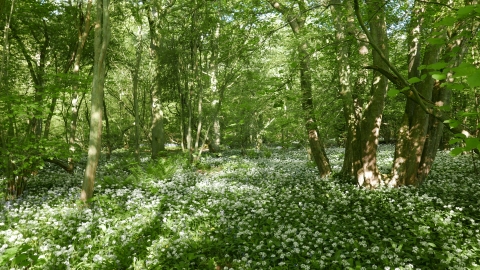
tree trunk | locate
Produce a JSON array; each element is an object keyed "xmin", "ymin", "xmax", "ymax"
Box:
[
  {"xmin": 69, "ymin": 0, "xmax": 92, "ymax": 170},
  {"xmin": 355, "ymin": 0, "xmax": 389, "ymax": 188},
  {"xmin": 330, "ymin": 0, "xmax": 362, "ymax": 181},
  {"xmin": 103, "ymin": 98, "xmax": 111, "ymax": 160},
  {"xmin": 147, "ymin": 5, "xmax": 166, "ymax": 159},
  {"xmin": 209, "ymin": 22, "xmax": 222, "ymax": 153},
  {"xmin": 132, "ymin": 26, "xmax": 143, "ymax": 162},
  {"xmin": 391, "ymin": 0, "xmax": 473, "ymax": 186},
  {"xmin": 268, "ymin": 0, "xmax": 331, "ymax": 177},
  {"xmin": 81, "ymin": 0, "xmax": 110, "ymax": 203},
  {"xmin": 1, "ymin": 0, "xmax": 15, "ymax": 138}
]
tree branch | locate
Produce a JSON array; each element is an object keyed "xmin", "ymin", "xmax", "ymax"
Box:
[{"xmin": 354, "ymin": 0, "xmax": 472, "ymax": 138}]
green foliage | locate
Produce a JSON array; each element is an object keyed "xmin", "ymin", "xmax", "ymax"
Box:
[
  {"xmin": 0, "ymin": 148, "xmax": 479, "ymax": 269},
  {"xmin": 0, "ymin": 243, "xmax": 43, "ymax": 268}
]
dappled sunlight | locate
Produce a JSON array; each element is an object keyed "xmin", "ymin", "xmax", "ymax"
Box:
[{"xmin": 1, "ymin": 148, "xmax": 479, "ymax": 269}]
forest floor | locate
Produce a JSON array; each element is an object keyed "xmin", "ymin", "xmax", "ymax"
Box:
[{"xmin": 1, "ymin": 146, "xmax": 480, "ymax": 269}]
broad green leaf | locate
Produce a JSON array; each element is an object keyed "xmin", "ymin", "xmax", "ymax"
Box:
[
  {"xmin": 408, "ymin": 77, "xmax": 422, "ymax": 84},
  {"xmin": 454, "ymin": 133, "xmax": 467, "ymax": 139},
  {"xmin": 443, "ymin": 119, "xmax": 460, "ymax": 128},
  {"xmin": 452, "ymin": 63, "xmax": 476, "ymax": 77},
  {"xmin": 447, "ymin": 83, "xmax": 465, "ymax": 91},
  {"xmin": 432, "ymin": 74, "xmax": 446, "ymax": 80},
  {"xmin": 427, "ymin": 62, "xmax": 447, "ymax": 70},
  {"xmin": 449, "ymin": 138, "xmax": 463, "ymax": 144},
  {"xmin": 387, "ymin": 89, "xmax": 400, "ymax": 98},
  {"xmin": 457, "ymin": 5, "xmax": 475, "ymax": 17},
  {"xmin": 450, "ymin": 147, "xmax": 464, "ymax": 157},
  {"xmin": 465, "ymin": 138, "xmax": 480, "ymax": 151},
  {"xmin": 459, "ymin": 111, "xmax": 479, "ymax": 117},
  {"xmin": 435, "ymin": 16, "xmax": 456, "ymax": 27},
  {"xmin": 467, "ymin": 74, "xmax": 480, "ymax": 87},
  {"xmin": 438, "ymin": 104, "xmax": 451, "ymax": 112},
  {"xmin": 427, "ymin": 38, "xmax": 445, "ymax": 45},
  {"xmin": 421, "ymin": 74, "xmax": 427, "ymax": 80},
  {"xmin": 14, "ymin": 254, "xmax": 29, "ymax": 266}
]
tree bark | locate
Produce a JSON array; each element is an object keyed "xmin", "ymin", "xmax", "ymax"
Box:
[
  {"xmin": 268, "ymin": 0, "xmax": 331, "ymax": 177},
  {"xmin": 391, "ymin": 0, "xmax": 475, "ymax": 186},
  {"xmin": 330, "ymin": 0, "xmax": 362, "ymax": 181},
  {"xmin": 81, "ymin": 0, "xmax": 110, "ymax": 203},
  {"xmin": 147, "ymin": 3, "xmax": 166, "ymax": 159},
  {"xmin": 355, "ymin": 0, "xmax": 389, "ymax": 188},
  {"xmin": 70, "ymin": 0, "xmax": 92, "ymax": 170},
  {"xmin": 132, "ymin": 26, "xmax": 143, "ymax": 162}
]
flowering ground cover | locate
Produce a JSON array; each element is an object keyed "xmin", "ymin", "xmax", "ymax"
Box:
[{"xmin": 1, "ymin": 146, "xmax": 480, "ymax": 269}]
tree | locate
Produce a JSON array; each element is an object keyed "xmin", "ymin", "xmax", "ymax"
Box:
[
  {"xmin": 81, "ymin": 0, "xmax": 110, "ymax": 203},
  {"xmin": 268, "ymin": 0, "xmax": 331, "ymax": 177}
]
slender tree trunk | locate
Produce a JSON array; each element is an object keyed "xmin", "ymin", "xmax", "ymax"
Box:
[
  {"xmin": 194, "ymin": 89, "xmax": 203, "ymax": 151},
  {"xmin": 13, "ymin": 23, "xmax": 49, "ymax": 139},
  {"xmin": 209, "ymin": 22, "xmax": 222, "ymax": 152},
  {"xmin": 81, "ymin": 0, "xmax": 110, "ymax": 203},
  {"xmin": 69, "ymin": 0, "xmax": 92, "ymax": 170},
  {"xmin": 150, "ymin": 75, "xmax": 166, "ymax": 159},
  {"xmin": 1, "ymin": 0, "xmax": 14, "ymax": 138},
  {"xmin": 268, "ymin": 0, "xmax": 331, "ymax": 177},
  {"xmin": 132, "ymin": 26, "xmax": 143, "ymax": 162},
  {"xmin": 43, "ymin": 96, "xmax": 57, "ymax": 138},
  {"xmin": 147, "ymin": 6, "xmax": 166, "ymax": 159},
  {"xmin": 103, "ymin": 98, "xmax": 111, "ymax": 160},
  {"xmin": 298, "ymin": 41, "xmax": 331, "ymax": 177}
]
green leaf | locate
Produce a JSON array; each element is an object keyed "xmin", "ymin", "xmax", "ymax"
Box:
[
  {"xmin": 387, "ymin": 89, "xmax": 400, "ymax": 98},
  {"xmin": 452, "ymin": 63, "xmax": 476, "ymax": 77},
  {"xmin": 438, "ymin": 104, "xmax": 451, "ymax": 112},
  {"xmin": 432, "ymin": 74, "xmax": 446, "ymax": 80},
  {"xmin": 408, "ymin": 77, "xmax": 422, "ymax": 84},
  {"xmin": 435, "ymin": 16, "xmax": 457, "ymax": 27},
  {"xmin": 447, "ymin": 83, "xmax": 465, "ymax": 91},
  {"xmin": 449, "ymin": 138, "xmax": 463, "ymax": 144},
  {"xmin": 457, "ymin": 5, "xmax": 475, "ymax": 17},
  {"xmin": 443, "ymin": 119, "xmax": 460, "ymax": 129},
  {"xmin": 465, "ymin": 138, "xmax": 480, "ymax": 151},
  {"xmin": 14, "ymin": 254, "xmax": 29, "ymax": 266},
  {"xmin": 450, "ymin": 147, "xmax": 464, "ymax": 157},
  {"xmin": 467, "ymin": 74, "xmax": 480, "ymax": 87},
  {"xmin": 459, "ymin": 111, "xmax": 478, "ymax": 117},
  {"xmin": 427, "ymin": 62, "xmax": 448, "ymax": 70},
  {"xmin": 427, "ymin": 38, "xmax": 445, "ymax": 45}
]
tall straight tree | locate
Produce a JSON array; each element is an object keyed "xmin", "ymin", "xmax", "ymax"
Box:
[
  {"xmin": 330, "ymin": 0, "xmax": 361, "ymax": 180},
  {"xmin": 69, "ymin": 0, "xmax": 93, "ymax": 170},
  {"xmin": 146, "ymin": 0, "xmax": 175, "ymax": 159},
  {"xmin": 81, "ymin": 0, "xmax": 110, "ymax": 203},
  {"xmin": 268, "ymin": 0, "xmax": 331, "ymax": 177}
]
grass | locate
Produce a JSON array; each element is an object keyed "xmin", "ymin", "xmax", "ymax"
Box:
[{"xmin": 1, "ymin": 146, "xmax": 480, "ymax": 269}]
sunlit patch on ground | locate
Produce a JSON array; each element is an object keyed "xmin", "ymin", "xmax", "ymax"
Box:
[{"xmin": 0, "ymin": 147, "xmax": 479, "ymax": 269}]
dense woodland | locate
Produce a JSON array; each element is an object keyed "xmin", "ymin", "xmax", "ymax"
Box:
[{"xmin": 1, "ymin": 0, "xmax": 480, "ymax": 269}]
